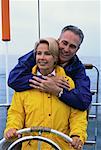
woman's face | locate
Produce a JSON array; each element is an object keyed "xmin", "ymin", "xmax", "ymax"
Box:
[{"xmin": 36, "ymin": 43, "xmax": 56, "ymax": 75}]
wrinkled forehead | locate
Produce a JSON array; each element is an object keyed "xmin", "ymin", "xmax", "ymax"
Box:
[{"xmin": 59, "ymin": 30, "xmax": 81, "ymax": 46}]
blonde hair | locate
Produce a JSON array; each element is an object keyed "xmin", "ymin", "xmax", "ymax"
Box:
[{"xmin": 35, "ymin": 37, "xmax": 59, "ymax": 63}]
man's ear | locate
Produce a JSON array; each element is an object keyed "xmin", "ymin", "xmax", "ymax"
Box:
[{"xmin": 77, "ymin": 46, "xmax": 80, "ymax": 51}]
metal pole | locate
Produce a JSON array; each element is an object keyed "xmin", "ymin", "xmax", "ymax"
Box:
[
  {"xmin": 1, "ymin": 0, "xmax": 11, "ymax": 104},
  {"xmin": 5, "ymin": 42, "xmax": 9, "ymax": 104},
  {"xmin": 38, "ymin": 0, "xmax": 40, "ymax": 39}
]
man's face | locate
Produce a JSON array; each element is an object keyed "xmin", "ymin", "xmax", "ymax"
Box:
[{"xmin": 58, "ymin": 30, "xmax": 81, "ymax": 64}]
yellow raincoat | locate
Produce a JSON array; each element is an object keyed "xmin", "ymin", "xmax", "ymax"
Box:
[{"xmin": 5, "ymin": 65, "xmax": 87, "ymax": 150}]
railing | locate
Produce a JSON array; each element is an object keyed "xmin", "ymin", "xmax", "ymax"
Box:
[
  {"xmin": 0, "ymin": 64, "xmax": 100, "ymax": 150},
  {"xmin": 84, "ymin": 64, "xmax": 100, "ymax": 150}
]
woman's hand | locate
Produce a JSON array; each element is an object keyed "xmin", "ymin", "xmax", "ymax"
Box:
[
  {"xmin": 70, "ymin": 136, "xmax": 83, "ymax": 150},
  {"xmin": 4, "ymin": 128, "xmax": 21, "ymax": 140}
]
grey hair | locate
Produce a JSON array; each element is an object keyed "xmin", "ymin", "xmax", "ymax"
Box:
[{"xmin": 61, "ymin": 25, "xmax": 84, "ymax": 45}]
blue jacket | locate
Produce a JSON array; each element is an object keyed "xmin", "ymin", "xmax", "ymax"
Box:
[{"xmin": 8, "ymin": 50, "xmax": 92, "ymax": 111}]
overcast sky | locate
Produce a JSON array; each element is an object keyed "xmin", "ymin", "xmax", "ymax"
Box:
[{"xmin": 0, "ymin": 0, "xmax": 100, "ymax": 58}]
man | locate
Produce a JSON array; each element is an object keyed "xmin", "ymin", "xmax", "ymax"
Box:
[{"xmin": 8, "ymin": 25, "xmax": 92, "ymax": 111}]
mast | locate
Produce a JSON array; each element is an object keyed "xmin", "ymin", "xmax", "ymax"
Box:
[
  {"xmin": 1, "ymin": 0, "xmax": 10, "ymax": 104},
  {"xmin": 38, "ymin": 0, "xmax": 40, "ymax": 39}
]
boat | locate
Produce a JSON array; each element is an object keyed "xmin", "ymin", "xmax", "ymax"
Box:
[{"xmin": 0, "ymin": 0, "xmax": 100, "ymax": 149}]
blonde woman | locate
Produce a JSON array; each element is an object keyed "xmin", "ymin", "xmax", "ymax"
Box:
[{"xmin": 4, "ymin": 38, "xmax": 87, "ymax": 150}]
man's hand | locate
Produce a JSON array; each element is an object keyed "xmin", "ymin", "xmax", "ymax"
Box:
[
  {"xmin": 4, "ymin": 128, "xmax": 21, "ymax": 140},
  {"xmin": 69, "ymin": 136, "xmax": 83, "ymax": 150},
  {"xmin": 29, "ymin": 76, "xmax": 64, "ymax": 96},
  {"xmin": 51, "ymin": 76, "xmax": 70, "ymax": 89}
]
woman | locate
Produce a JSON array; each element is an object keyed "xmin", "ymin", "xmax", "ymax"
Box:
[{"xmin": 4, "ymin": 37, "xmax": 87, "ymax": 150}]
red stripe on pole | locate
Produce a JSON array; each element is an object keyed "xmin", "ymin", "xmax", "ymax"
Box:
[{"xmin": 1, "ymin": 0, "xmax": 10, "ymax": 41}]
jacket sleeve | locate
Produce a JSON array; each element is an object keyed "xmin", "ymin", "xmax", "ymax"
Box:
[
  {"xmin": 8, "ymin": 50, "xmax": 36, "ymax": 92},
  {"xmin": 69, "ymin": 108, "xmax": 87, "ymax": 143},
  {"xmin": 4, "ymin": 92, "xmax": 25, "ymax": 134},
  {"xmin": 59, "ymin": 67, "xmax": 92, "ymax": 111}
]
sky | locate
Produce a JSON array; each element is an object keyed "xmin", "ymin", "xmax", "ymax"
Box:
[{"xmin": 0, "ymin": 0, "xmax": 100, "ymax": 58}]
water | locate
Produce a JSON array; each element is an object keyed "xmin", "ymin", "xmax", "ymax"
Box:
[{"xmin": 0, "ymin": 55, "xmax": 101, "ymax": 149}]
